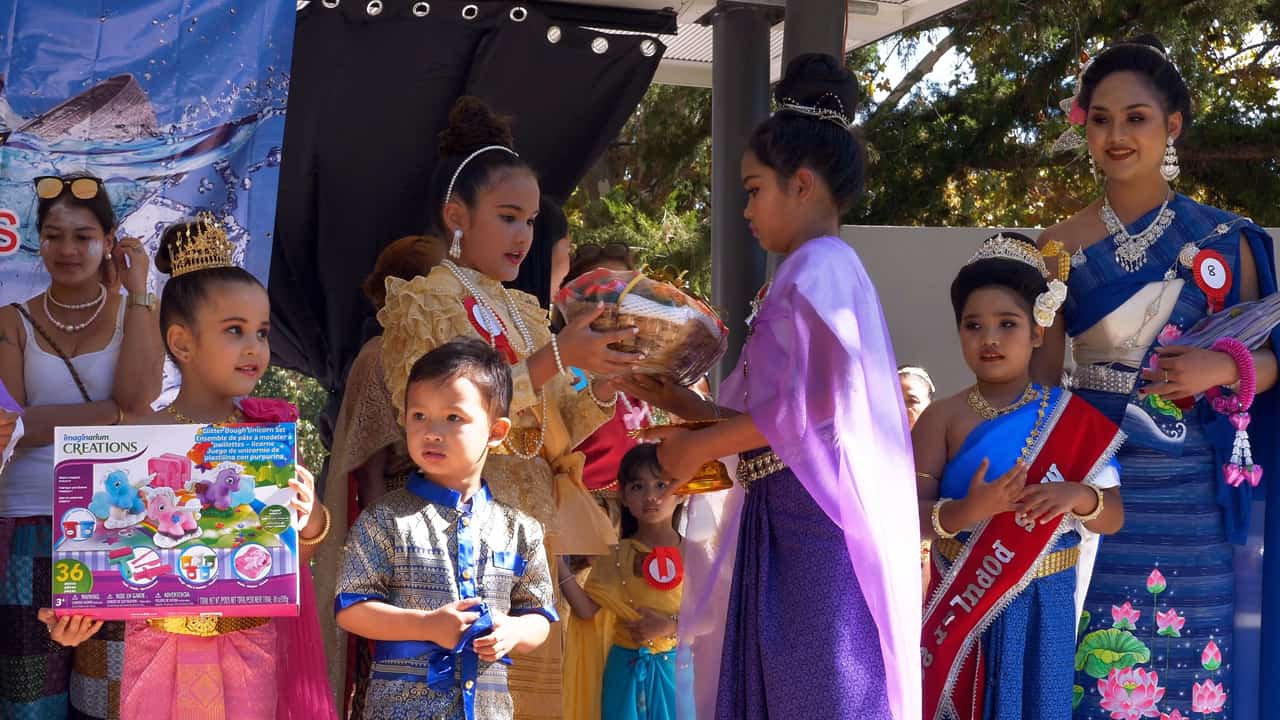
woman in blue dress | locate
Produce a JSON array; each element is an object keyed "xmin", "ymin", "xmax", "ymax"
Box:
[{"xmin": 1035, "ymin": 35, "xmax": 1280, "ymax": 719}]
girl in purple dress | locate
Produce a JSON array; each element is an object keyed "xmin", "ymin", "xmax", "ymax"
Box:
[{"xmin": 624, "ymin": 54, "xmax": 920, "ymax": 720}]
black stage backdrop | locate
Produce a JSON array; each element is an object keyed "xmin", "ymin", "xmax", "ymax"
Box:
[{"xmin": 270, "ymin": 0, "xmax": 662, "ymax": 436}]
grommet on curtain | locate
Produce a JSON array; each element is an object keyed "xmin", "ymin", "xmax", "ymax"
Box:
[
  {"xmin": 366, "ymin": 0, "xmax": 382, "ymax": 15},
  {"xmin": 509, "ymin": 6, "xmax": 527, "ymax": 22},
  {"xmin": 546, "ymin": 25, "xmax": 562, "ymax": 43},
  {"xmin": 412, "ymin": 1, "xmax": 430, "ymax": 16},
  {"xmin": 462, "ymin": 4, "xmax": 479, "ymax": 20},
  {"xmin": 640, "ymin": 38, "xmax": 657, "ymax": 57},
  {"xmin": 591, "ymin": 36, "xmax": 609, "ymax": 54},
  {"xmin": 296, "ymin": 0, "xmax": 312, "ymax": 10},
  {"xmin": 321, "ymin": 0, "xmax": 339, "ymax": 8}
]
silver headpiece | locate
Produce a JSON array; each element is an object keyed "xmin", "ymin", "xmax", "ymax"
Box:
[
  {"xmin": 967, "ymin": 234, "xmax": 1068, "ymax": 329},
  {"xmin": 775, "ymin": 93, "xmax": 853, "ymax": 129}
]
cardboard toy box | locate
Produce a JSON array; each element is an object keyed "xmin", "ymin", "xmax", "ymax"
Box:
[{"xmin": 52, "ymin": 422, "xmax": 300, "ymax": 619}]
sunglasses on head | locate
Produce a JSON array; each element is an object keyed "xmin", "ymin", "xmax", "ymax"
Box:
[
  {"xmin": 572, "ymin": 242, "xmax": 632, "ymax": 265},
  {"xmin": 34, "ymin": 176, "xmax": 104, "ymax": 201}
]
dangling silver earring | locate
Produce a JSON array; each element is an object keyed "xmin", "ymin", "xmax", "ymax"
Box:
[
  {"xmin": 1161, "ymin": 136, "xmax": 1180, "ymax": 181},
  {"xmin": 449, "ymin": 228, "xmax": 463, "ymax": 259},
  {"xmin": 1088, "ymin": 152, "xmax": 1099, "ymax": 182}
]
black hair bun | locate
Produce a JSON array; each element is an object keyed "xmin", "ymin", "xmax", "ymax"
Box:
[
  {"xmin": 1122, "ymin": 34, "xmax": 1168, "ymax": 55},
  {"xmin": 438, "ymin": 96, "xmax": 514, "ymax": 158},
  {"xmin": 774, "ymin": 53, "xmax": 858, "ymax": 123}
]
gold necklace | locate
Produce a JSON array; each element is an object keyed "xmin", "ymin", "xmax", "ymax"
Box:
[
  {"xmin": 165, "ymin": 404, "xmax": 242, "ymax": 425},
  {"xmin": 742, "ymin": 281, "xmax": 773, "ymax": 407},
  {"xmin": 966, "ymin": 383, "xmax": 1037, "ymax": 421},
  {"xmin": 1018, "ymin": 387, "xmax": 1052, "ymax": 462}
]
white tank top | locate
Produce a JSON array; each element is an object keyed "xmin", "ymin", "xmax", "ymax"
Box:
[{"xmin": 0, "ymin": 303, "xmax": 124, "ymax": 517}]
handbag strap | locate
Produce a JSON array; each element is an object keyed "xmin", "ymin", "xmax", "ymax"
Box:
[{"xmin": 10, "ymin": 302, "xmax": 93, "ymax": 403}]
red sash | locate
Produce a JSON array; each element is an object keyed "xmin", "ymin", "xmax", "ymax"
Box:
[
  {"xmin": 463, "ymin": 297, "xmax": 518, "ymax": 364},
  {"xmin": 921, "ymin": 392, "xmax": 1121, "ymax": 720}
]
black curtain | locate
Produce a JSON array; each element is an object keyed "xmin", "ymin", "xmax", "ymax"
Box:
[{"xmin": 269, "ymin": 1, "xmax": 662, "ymax": 410}]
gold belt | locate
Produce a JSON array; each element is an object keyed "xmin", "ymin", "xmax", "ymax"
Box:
[
  {"xmin": 737, "ymin": 450, "xmax": 786, "ymax": 490},
  {"xmin": 932, "ymin": 537, "xmax": 1080, "ymax": 579},
  {"xmin": 146, "ymin": 615, "xmax": 270, "ymax": 638}
]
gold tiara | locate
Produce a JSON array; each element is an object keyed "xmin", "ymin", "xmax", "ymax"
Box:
[
  {"xmin": 967, "ymin": 234, "xmax": 1050, "ymax": 279},
  {"xmin": 170, "ymin": 212, "xmax": 235, "ymax": 278}
]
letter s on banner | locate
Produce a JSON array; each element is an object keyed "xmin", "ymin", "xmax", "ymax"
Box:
[{"xmin": 0, "ymin": 210, "xmax": 19, "ymax": 255}]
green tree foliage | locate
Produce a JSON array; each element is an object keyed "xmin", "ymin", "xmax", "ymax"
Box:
[
  {"xmin": 567, "ymin": 84, "xmax": 714, "ymax": 298},
  {"xmin": 572, "ymin": 0, "xmax": 1280, "ymax": 257},
  {"xmin": 252, "ymin": 366, "xmax": 328, "ymax": 468},
  {"xmin": 851, "ymin": 0, "xmax": 1280, "ymax": 227}
]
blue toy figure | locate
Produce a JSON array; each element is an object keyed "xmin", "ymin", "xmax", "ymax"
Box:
[{"xmin": 88, "ymin": 469, "xmax": 150, "ymax": 530}]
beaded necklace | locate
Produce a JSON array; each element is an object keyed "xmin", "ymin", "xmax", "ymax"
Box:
[{"xmin": 441, "ymin": 260, "xmax": 548, "ymax": 459}]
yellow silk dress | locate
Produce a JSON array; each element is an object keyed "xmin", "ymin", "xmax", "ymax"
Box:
[{"xmin": 564, "ymin": 540, "xmax": 682, "ymax": 720}]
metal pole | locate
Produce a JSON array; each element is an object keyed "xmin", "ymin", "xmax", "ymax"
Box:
[
  {"xmin": 781, "ymin": 0, "xmax": 848, "ymax": 66},
  {"xmin": 710, "ymin": 4, "xmax": 772, "ymax": 386},
  {"xmin": 766, "ymin": 0, "xmax": 849, "ymax": 275}
]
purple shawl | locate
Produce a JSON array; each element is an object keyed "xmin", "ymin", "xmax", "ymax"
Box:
[{"xmin": 677, "ymin": 236, "xmax": 922, "ymax": 720}]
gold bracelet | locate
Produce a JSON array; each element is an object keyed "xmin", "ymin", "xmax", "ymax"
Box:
[
  {"xmin": 916, "ymin": 471, "xmax": 935, "ymax": 481},
  {"xmin": 298, "ymin": 504, "xmax": 331, "ymax": 546},
  {"xmin": 1073, "ymin": 484, "xmax": 1105, "ymax": 524},
  {"xmin": 931, "ymin": 498, "xmax": 957, "ymax": 540}
]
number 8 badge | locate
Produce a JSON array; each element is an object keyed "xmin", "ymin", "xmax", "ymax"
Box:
[{"xmin": 1193, "ymin": 249, "xmax": 1231, "ymax": 313}]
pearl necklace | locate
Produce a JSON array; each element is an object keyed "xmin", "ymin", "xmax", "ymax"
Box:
[
  {"xmin": 441, "ymin": 260, "xmax": 547, "ymax": 459},
  {"xmin": 967, "ymin": 383, "xmax": 1038, "ymax": 421},
  {"xmin": 47, "ymin": 283, "xmax": 106, "ymax": 310},
  {"xmin": 1100, "ymin": 193, "xmax": 1176, "ymax": 273},
  {"xmin": 442, "ymin": 260, "xmax": 533, "ymax": 354},
  {"xmin": 43, "ymin": 288, "xmax": 107, "ymax": 333}
]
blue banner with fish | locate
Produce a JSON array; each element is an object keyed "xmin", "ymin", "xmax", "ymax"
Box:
[{"xmin": 0, "ymin": 0, "xmax": 292, "ymax": 302}]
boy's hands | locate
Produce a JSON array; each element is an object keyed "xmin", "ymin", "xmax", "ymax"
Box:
[{"xmin": 420, "ymin": 597, "xmax": 482, "ymax": 647}]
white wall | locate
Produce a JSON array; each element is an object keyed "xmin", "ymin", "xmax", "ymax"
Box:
[{"xmin": 843, "ymin": 225, "xmax": 1280, "ymax": 399}]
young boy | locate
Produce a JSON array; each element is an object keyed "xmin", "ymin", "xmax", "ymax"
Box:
[{"xmin": 336, "ymin": 338, "xmax": 557, "ymax": 720}]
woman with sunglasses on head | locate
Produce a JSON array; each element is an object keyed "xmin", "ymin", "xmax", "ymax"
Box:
[{"xmin": 0, "ymin": 173, "xmax": 163, "ymax": 719}]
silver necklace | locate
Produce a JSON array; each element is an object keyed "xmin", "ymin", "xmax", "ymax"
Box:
[
  {"xmin": 47, "ymin": 283, "xmax": 106, "ymax": 310},
  {"xmin": 43, "ymin": 289, "xmax": 107, "ymax": 333},
  {"xmin": 1100, "ymin": 193, "xmax": 1175, "ymax": 273},
  {"xmin": 440, "ymin": 260, "xmax": 546, "ymax": 459}
]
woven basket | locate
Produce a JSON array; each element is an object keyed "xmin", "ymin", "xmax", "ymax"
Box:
[{"xmin": 556, "ymin": 270, "xmax": 728, "ymax": 385}]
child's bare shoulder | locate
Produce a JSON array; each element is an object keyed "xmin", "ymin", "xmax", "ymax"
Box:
[{"xmin": 920, "ymin": 391, "xmax": 970, "ymax": 430}]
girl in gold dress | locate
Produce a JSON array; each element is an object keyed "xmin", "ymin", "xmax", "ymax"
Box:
[{"xmin": 376, "ymin": 96, "xmax": 638, "ymax": 719}]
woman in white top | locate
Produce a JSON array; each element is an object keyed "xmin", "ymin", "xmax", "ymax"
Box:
[{"xmin": 0, "ymin": 174, "xmax": 162, "ymax": 720}]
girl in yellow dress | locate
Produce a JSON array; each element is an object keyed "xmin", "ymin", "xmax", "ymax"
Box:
[{"xmin": 560, "ymin": 444, "xmax": 684, "ymax": 720}]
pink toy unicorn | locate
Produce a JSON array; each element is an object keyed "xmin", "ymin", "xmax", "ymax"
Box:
[{"xmin": 143, "ymin": 486, "xmax": 203, "ymax": 548}]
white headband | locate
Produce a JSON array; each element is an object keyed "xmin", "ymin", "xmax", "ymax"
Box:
[{"xmin": 443, "ymin": 144, "xmax": 520, "ymax": 208}]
